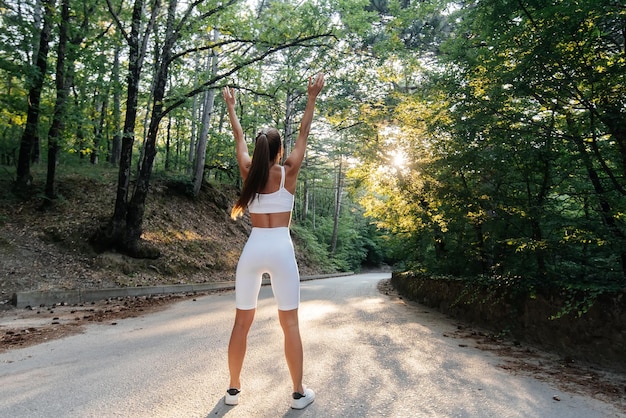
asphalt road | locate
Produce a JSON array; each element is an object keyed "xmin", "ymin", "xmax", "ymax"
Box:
[{"xmin": 0, "ymin": 273, "xmax": 623, "ymax": 418}]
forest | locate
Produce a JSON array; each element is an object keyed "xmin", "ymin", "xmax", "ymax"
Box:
[{"xmin": 1, "ymin": 0, "xmax": 625, "ymax": 305}]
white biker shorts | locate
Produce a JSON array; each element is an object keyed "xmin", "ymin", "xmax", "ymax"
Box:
[{"xmin": 235, "ymin": 227, "xmax": 300, "ymax": 311}]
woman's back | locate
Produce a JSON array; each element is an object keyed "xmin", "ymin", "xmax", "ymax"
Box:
[
  {"xmin": 258, "ymin": 164, "xmax": 293, "ymax": 194},
  {"xmin": 249, "ymin": 164, "xmax": 294, "ymax": 228}
]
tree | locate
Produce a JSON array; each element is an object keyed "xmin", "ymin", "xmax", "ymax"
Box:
[
  {"xmin": 43, "ymin": 0, "xmax": 69, "ymax": 203},
  {"xmin": 44, "ymin": 0, "xmax": 99, "ymax": 202},
  {"xmin": 93, "ymin": 0, "xmax": 161, "ymax": 256},
  {"xmin": 14, "ymin": 0, "xmax": 54, "ymax": 191},
  {"xmin": 440, "ymin": 0, "xmax": 626, "ymax": 280}
]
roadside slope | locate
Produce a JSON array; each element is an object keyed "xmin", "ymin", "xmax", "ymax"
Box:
[{"xmin": 0, "ymin": 168, "xmax": 326, "ymax": 307}]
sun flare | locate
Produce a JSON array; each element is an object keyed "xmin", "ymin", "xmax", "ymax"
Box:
[{"xmin": 392, "ymin": 150, "xmax": 408, "ymax": 168}]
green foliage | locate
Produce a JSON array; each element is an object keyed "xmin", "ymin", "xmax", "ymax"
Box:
[
  {"xmin": 291, "ymin": 204, "xmax": 382, "ymax": 272},
  {"xmin": 290, "ymin": 222, "xmax": 337, "ymax": 272},
  {"xmin": 351, "ymin": 0, "xmax": 626, "ymax": 291}
]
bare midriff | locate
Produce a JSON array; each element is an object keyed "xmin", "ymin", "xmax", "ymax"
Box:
[{"xmin": 250, "ymin": 211, "xmax": 292, "ymax": 228}]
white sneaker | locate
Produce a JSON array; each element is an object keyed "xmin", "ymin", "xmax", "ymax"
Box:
[
  {"xmin": 225, "ymin": 388, "xmax": 240, "ymax": 406},
  {"xmin": 291, "ymin": 387, "xmax": 315, "ymax": 409}
]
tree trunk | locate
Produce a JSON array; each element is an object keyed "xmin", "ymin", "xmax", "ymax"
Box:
[
  {"xmin": 594, "ymin": 104, "xmax": 626, "ymax": 194},
  {"xmin": 175, "ymin": 118, "xmax": 182, "ymax": 171},
  {"xmin": 165, "ymin": 114, "xmax": 172, "ymax": 171},
  {"xmin": 568, "ymin": 114, "xmax": 626, "ymax": 279},
  {"xmin": 15, "ymin": 0, "xmax": 54, "ymax": 191},
  {"xmin": 301, "ymin": 153, "xmax": 309, "ymax": 221},
  {"xmin": 187, "ymin": 55, "xmax": 201, "ymax": 175},
  {"xmin": 137, "ymin": 58, "xmax": 156, "ymax": 174},
  {"xmin": 330, "ymin": 156, "xmax": 343, "ymax": 255},
  {"xmin": 110, "ymin": 44, "xmax": 122, "ymax": 165},
  {"xmin": 30, "ymin": 0, "xmax": 43, "ymax": 65},
  {"xmin": 192, "ymin": 29, "xmax": 220, "ymax": 196},
  {"xmin": 192, "ymin": 87, "xmax": 216, "ymax": 194},
  {"xmin": 284, "ymin": 90, "xmax": 295, "ymax": 158},
  {"xmin": 74, "ymin": 88, "xmax": 86, "ymax": 159},
  {"xmin": 91, "ymin": 89, "xmax": 108, "ymax": 165},
  {"xmin": 114, "ymin": 0, "xmax": 145, "ymax": 221},
  {"xmin": 44, "ymin": 0, "xmax": 70, "ymax": 203}
]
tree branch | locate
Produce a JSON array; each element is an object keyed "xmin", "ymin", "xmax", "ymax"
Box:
[
  {"xmin": 105, "ymin": 0, "xmax": 130, "ymax": 44},
  {"xmin": 160, "ymin": 31, "xmax": 335, "ymax": 118}
]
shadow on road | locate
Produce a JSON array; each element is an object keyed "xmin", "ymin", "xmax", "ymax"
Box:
[{"xmin": 205, "ymin": 396, "xmax": 230, "ymax": 417}]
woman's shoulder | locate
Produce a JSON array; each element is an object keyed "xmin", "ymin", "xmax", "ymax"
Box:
[
  {"xmin": 282, "ymin": 162, "xmax": 298, "ymax": 176},
  {"xmin": 280, "ymin": 163, "xmax": 299, "ymax": 192}
]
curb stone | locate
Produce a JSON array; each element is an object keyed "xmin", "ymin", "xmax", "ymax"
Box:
[{"xmin": 10, "ymin": 272, "xmax": 354, "ymax": 309}]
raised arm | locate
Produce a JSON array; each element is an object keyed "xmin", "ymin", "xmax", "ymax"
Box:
[
  {"xmin": 223, "ymin": 87, "xmax": 251, "ymax": 178},
  {"xmin": 284, "ymin": 73, "xmax": 325, "ymax": 172}
]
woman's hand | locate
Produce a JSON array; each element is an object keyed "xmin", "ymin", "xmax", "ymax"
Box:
[
  {"xmin": 308, "ymin": 73, "xmax": 324, "ymax": 99},
  {"xmin": 223, "ymin": 86, "xmax": 236, "ymax": 108}
]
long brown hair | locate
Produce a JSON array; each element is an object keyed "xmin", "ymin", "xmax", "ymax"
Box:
[{"xmin": 231, "ymin": 128, "xmax": 282, "ymax": 219}]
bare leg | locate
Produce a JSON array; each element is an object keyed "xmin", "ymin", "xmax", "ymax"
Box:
[
  {"xmin": 278, "ymin": 308, "xmax": 304, "ymax": 394},
  {"xmin": 228, "ymin": 308, "xmax": 256, "ymax": 389}
]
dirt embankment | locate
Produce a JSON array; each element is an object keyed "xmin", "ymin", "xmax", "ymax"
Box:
[
  {"xmin": 391, "ymin": 272, "xmax": 626, "ymax": 372},
  {"xmin": 0, "ymin": 171, "xmax": 325, "ymax": 307}
]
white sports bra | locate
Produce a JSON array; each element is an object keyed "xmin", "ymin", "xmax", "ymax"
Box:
[{"xmin": 248, "ymin": 166, "xmax": 295, "ymax": 214}]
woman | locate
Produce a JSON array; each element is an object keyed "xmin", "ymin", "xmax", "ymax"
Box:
[{"xmin": 222, "ymin": 73, "xmax": 324, "ymax": 410}]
